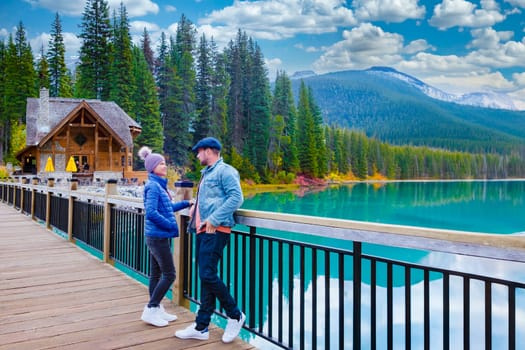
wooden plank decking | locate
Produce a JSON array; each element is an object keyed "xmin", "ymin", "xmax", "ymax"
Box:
[{"xmin": 0, "ymin": 203, "xmax": 255, "ymax": 350}]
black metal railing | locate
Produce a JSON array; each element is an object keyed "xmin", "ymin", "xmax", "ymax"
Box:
[
  {"xmin": 49, "ymin": 194, "xmax": 69, "ymax": 233},
  {"xmin": 14, "ymin": 186, "xmax": 21, "ymax": 210},
  {"xmin": 72, "ymin": 199, "xmax": 104, "ymax": 252},
  {"xmin": 34, "ymin": 191, "xmax": 47, "ymax": 221},
  {"xmin": 187, "ymin": 228, "xmax": 354, "ymax": 349},
  {"xmin": 22, "ymin": 187, "xmax": 32, "ymax": 215},
  {"xmin": 110, "ymin": 206, "xmax": 148, "ymax": 276}
]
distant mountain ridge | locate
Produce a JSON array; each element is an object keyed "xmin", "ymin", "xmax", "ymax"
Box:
[
  {"xmin": 292, "ymin": 66, "xmax": 517, "ymax": 111},
  {"xmin": 289, "ymin": 67, "xmax": 525, "ymax": 156},
  {"xmin": 365, "ymin": 66, "xmax": 517, "ymax": 110}
]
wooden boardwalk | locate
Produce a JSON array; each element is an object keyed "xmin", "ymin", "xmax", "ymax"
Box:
[{"xmin": 0, "ymin": 203, "xmax": 255, "ymax": 350}]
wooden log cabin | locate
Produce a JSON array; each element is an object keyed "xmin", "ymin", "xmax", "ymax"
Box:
[{"xmin": 16, "ymin": 88, "xmax": 142, "ymax": 182}]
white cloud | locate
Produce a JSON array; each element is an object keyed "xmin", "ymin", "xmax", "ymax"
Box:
[
  {"xmin": 130, "ymin": 21, "xmax": 160, "ymax": 34},
  {"xmin": 23, "ymin": 0, "xmax": 159, "ymax": 17},
  {"xmin": 107, "ymin": 0, "xmax": 159, "ymax": 17},
  {"xmin": 265, "ymin": 57, "xmax": 283, "ymax": 81},
  {"xmin": 0, "ymin": 28, "xmax": 9, "ymax": 39},
  {"xmin": 165, "ymin": 5, "xmax": 176, "ymax": 12},
  {"xmin": 353, "ymin": 0, "xmax": 426, "ymax": 22},
  {"xmin": 24, "ymin": 0, "xmax": 84, "ymax": 16},
  {"xmin": 513, "ymin": 71, "xmax": 525, "ymax": 85},
  {"xmin": 424, "ymin": 71, "xmax": 515, "ymax": 93},
  {"xmin": 29, "ymin": 31, "xmax": 81, "ymax": 61},
  {"xmin": 294, "ymin": 43, "xmax": 324, "ymax": 53},
  {"xmin": 467, "ymin": 27, "xmax": 514, "ymax": 50},
  {"xmin": 404, "ymin": 39, "xmax": 434, "ymax": 54},
  {"xmin": 312, "ymin": 23, "xmax": 403, "ymax": 73},
  {"xmin": 198, "ymin": 0, "xmax": 356, "ymax": 41},
  {"xmin": 429, "ymin": 0, "xmax": 505, "ymax": 30},
  {"xmin": 398, "ymin": 52, "xmax": 483, "ymax": 76},
  {"xmin": 508, "ymin": 87, "xmax": 525, "ymax": 110},
  {"xmin": 196, "ymin": 24, "xmax": 237, "ymax": 49},
  {"xmin": 464, "ymin": 35, "xmax": 525, "ymax": 68},
  {"xmin": 505, "ymin": 0, "xmax": 525, "ymax": 8}
]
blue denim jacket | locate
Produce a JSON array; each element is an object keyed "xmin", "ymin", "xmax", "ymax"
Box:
[
  {"xmin": 144, "ymin": 173, "xmax": 190, "ymax": 238},
  {"xmin": 196, "ymin": 158, "xmax": 243, "ymax": 229}
]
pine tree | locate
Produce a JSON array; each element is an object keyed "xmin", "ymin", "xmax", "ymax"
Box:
[
  {"xmin": 224, "ymin": 30, "xmax": 250, "ymax": 153},
  {"xmin": 140, "ymin": 28, "xmax": 155, "ymax": 74},
  {"xmin": 271, "ymin": 70, "xmax": 299, "ymax": 172},
  {"xmin": 296, "ymin": 81, "xmax": 318, "ymax": 176},
  {"xmin": 193, "ymin": 33, "xmax": 213, "ymax": 143},
  {"xmin": 309, "ymin": 87, "xmax": 327, "ymax": 177},
  {"xmin": 245, "ymin": 41, "xmax": 271, "ymax": 177},
  {"xmin": 2, "ymin": 23, "xmax": 36, "ymax": 162},
  {"xmin": 36, "ymin": 45, "xmax": 50, "ymax": 91},
  {"xmin": 164, "ymin": 15, "xmax": 195, "ymax": 166},
  {"xmin": 76, "ymin": 0, "xmax": 111, "ymax": 100},
  {"xmin": 108, "ymin": 3, "xmax": 134, "ymax": 114},
  {"xmin": 157, "ymin": 32, "xmax": 183, "ymax": 165},
  {"xmin": 209, "ymin": 39, "xmax": 229, "ymax": 143},
  {"xmin": 47, "ymin": 12, "xmax": 71, "ymax": 97},
  {"xmin": 131, "ymin": 45, "xmax": 163, "ymax": 168},
  {"xmin": 156, "ymin": 32, "xmax": 170, "ymax": 129},
  {"xmin": 0, "ymin": 41, "xmax": 7, "ymax": 161}
]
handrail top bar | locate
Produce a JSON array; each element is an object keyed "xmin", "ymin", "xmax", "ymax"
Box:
[{"xmin": 235, "ymin": 209, "xmax": 525, "ymax": 263}]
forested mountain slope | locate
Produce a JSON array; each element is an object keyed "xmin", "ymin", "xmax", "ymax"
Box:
[{"xmin": 291, "ymin": 68, "xmax": 525, "ymax": 155}]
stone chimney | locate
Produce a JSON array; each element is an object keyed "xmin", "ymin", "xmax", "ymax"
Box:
[{"xmin": 36, "ymin": 87, "xmax": 50, "ymax": 140}]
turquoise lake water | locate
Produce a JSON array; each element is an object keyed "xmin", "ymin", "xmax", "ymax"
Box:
[
  {"xmin": 239, "ymin": 180, "xmax": 525, "ymax": 349},
  {"xmin": 241, "ymin": 180, "xmax": 525, "ymax": 234}
]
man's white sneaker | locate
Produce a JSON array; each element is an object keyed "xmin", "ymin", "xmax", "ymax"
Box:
[
  {"xmin": 141, "ymin": 305, "xmax": 168, "ymax": 327},
  {"xmin": 222, "ymin": 312, "xmax": 246, "ymax": 343},
  {"xmin": 174, "ymin": 323, "xmax": 209, "ymax": 340},
  {"xmin": 159, "ymin": 304, "xmax": 178, "ymax": 322}
]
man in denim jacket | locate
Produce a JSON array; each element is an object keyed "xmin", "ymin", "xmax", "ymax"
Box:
[{"xmin": 175, "ymin": 137, "xmax": 245, "ymax": 343}]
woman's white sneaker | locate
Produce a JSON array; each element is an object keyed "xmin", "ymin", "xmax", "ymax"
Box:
[
  {"xmin": 174, "ymin": 323, "xmax": 209, "ymax": 340},
  {"xmin": 141, "ymin": 305, "xmax": 168, "ymax": 327},
  {"xmin": 159, "ymin": 304, "xmax": 178, "ymax": 322}
]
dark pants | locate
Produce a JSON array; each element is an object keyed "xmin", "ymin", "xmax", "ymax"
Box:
[
  {"xmin": 195, "ymin": 231, "xmax": 241, "ymax": 328},
  {"xmin": 145, "ymin": 236, "xmax": 175, "ymax": 307}
]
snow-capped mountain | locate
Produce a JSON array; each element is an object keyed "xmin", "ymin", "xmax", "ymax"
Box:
[{"xmin": 365, "ymin": 66, "xmax": 517, "ymax": 111}]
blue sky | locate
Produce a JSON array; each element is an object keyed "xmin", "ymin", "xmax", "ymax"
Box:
[{"xmin": 1, "ymin": 0, "xmax": 525, "ymax": 107}]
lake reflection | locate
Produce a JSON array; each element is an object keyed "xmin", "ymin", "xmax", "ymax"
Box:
[{"xmin": 241, "ymin": 181, "xmax": 525, "ymax": 349}]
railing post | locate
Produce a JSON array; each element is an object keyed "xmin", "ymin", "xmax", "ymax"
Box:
[
  {"xmin": 103, "ymin": 179, "xmax": 118, "ymax": 263},
  {"xmin": 12, "ymin": 179, "xmax": 18, "ymax": 209},
  {"xmin": 67, "ymin": 179, "xmax": 78, "ymax": 242},
  {"xmin": 31, "ymin": 177, "xmax": 38, "ymax": 220},
  {"xmin": 19, "ymin": 177, "xmax": 28, "ymax": 213},
  {"xmin": 353, "ymin": 241, "xmax": 362, "ymax": 349},
  {"xmin": 46, "ymin": 178, "xmax": 54, "ymax": 229},
  {"xmin": 173, "ymin": 180, "xmax": 193, "ymax": 307}
]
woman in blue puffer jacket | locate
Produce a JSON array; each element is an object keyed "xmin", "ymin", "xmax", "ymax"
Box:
[{"xmin": 138, "ymin": 146, "xmax": 191, "ymax": 327}]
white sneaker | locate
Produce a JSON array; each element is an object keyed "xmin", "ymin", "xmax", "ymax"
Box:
[
  {"xmin": 174, "ymin": 323, "xmax": 209, "ymax": 340},
  {"xmin": 141, "ymin": 305, "xmax": 168, "ymax": 327},
  {"xmin": 222, "ymin": 312, "xmax": 246, "ymax": 343},
  {"xmin": 159, "ymin": 304, "xmax": 178, "ymax": 322}
]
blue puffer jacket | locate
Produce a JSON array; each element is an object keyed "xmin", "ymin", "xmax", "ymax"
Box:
[{"xmin": 144, "ymin": 173, "xmax": 190, "ymax": 238}]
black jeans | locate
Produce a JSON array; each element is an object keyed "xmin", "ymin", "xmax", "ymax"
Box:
[
  {"xmin": 195, "ymin": 231, "xmax": 241, "ymax": 328},
  {"xmin": 145, "ymin": 236, "xmax": 175, "ymax": 307}
]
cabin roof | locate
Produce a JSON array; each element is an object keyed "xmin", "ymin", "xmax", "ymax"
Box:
[{"xmin": 26, "ymin": 97, "xmax": 140, "ymax": 148}]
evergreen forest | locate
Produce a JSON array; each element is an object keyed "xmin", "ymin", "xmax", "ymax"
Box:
[{"xmin": 1, "ymin": 0, "xmax": 525, "ymax": 182}]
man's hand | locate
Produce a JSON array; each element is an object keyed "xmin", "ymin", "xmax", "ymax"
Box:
[{"xmin": 200, "ymin": 221, "xmax": 216, "ymax": 234}]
